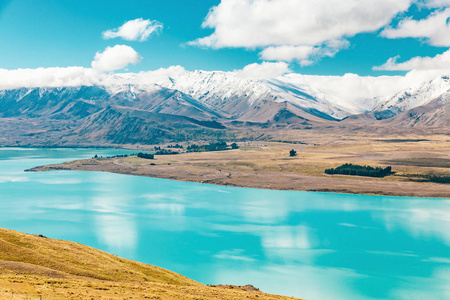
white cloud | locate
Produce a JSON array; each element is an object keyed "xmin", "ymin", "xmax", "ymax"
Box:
[
  {"xmin": 373, "ymin": 49, "xmax": 450, "ymax": 71},
  {"xmin": 0, "ymin": 63, "xmax": 445, "ymax": 108},
  {"xmin": 260, "ymin": 46, "xmax": 316, "ymax": 65},
  {"xmin": 234, "ymin": 61, "xmax": 290, "ymax": 79},
  {"xmin": 0, "ymin": 67, "xmax": 105, "ymax": 89},
  {"xmin": 419, "ymin": 0, "xmax": 450, "ymax": 8},
  {"xmin": 102, "ymin": 18, "xmax": 162, "ymax": 42},
  {"xmin": 0, "ymin": 65, "xmax": 186, "ymax": 90},
  {"xmin": 381, "ymin": 8, "xmax": 450, "ymax": 47},
  {"xmin": 193, "ymin": 0, "xmax": 412, "ymax": 48},
  {"xmin": 286, "ymin": 73, "xmax": 408, "ymax": 105},
  {"xmin": 260, "ymin": 40, "xmax": 349, "ymax": 65},
  {"xmin": 189, "ymin": 0, "xmax": 412, "ymax": 65},
  {"xmin": 91, "ymin": 45, "xmax": 142, "ymax": 72}
]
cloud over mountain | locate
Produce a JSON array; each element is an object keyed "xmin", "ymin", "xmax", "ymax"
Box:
[
  {"xmin": 91, "ymin": 45, "xmax": 142, "ymax": 72},
  {"xmin": 259, "ymin": 40, "xmax": 350, "ymax": 64},
  {"xmin": 103, "ymin": 18, "xmax": 163, "ymax": 42},
  {"xmin": 0, "ymin": 67, "xmax": 103, "ymax": 90},
  {"xmin": 374, "ymin": 49, "xmax": 450, "ymax": 71},
  {"xmin": 235, "ymin": 62, "xmax": 290, "ymax": 79}
]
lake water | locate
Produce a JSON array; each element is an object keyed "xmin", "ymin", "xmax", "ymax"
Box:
[{"xmin": 0, "ymin": 148, "xmax": 449, "ymax": 300}]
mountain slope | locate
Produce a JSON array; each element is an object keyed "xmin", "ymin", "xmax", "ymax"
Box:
[
  {"xmin": 74, "ymin": 106, "xmax": 229, "ymax": 145},
  {"xmin": 383, "ymin": 96, "xmax": 450, "ymax": 127},
  {"xmin": 341, "ymin": 75, "xmax": 450, "ymax": 128},
  {"xmin": 372, "ymin": 75, "xmax": 450, "ymax": 120},
  {"xmin": 0, "ymin": 227, "xmax": 298, "ymax": 300}
]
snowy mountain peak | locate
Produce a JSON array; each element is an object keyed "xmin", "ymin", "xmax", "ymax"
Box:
[{"xmin": 374, "ymin": 74, "xmax": 450, "ymax": 119}]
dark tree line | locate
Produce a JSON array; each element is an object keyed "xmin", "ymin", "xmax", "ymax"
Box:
[
  {"xmin": 154, "ymin": 149, "xmax": 179, "ymax": 155},
  {"xmin": 93, "ymin": 153, "xmax": 153, "ymax": 159},
  {"xmin": 94, "ymin": 154, "xmax": 130, "ymax": 159},
  {"xmin": 325, "ymin": 163, "xmax": 392, "ymax": 178},
  {"xmin": 137, "ymin": 152, "xmax": 154, "ymax": 159},
  {"xmin": 409, "ymin": 174, "xmax": 450, "ymax": 184},
  {"xmin": 186, "ymin": 142, "xmax": 239, "ymax": 152},
  {"xmin": 166, "ymin": 144, "xmax": 183, "ymax": 149},
  {"xmin": 426, "ymin": 174, "xmax": 450, "ymax": 184}
]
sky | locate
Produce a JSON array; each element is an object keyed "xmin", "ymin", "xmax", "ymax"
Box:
[{"xmin": 0, "ymin": 0, "xmax": 450, "ymax": 86}]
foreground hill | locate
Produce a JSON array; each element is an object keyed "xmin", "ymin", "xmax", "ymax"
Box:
[{"xmin": 0, "ymin": 227, "xmax": 299, "ymax": 300}]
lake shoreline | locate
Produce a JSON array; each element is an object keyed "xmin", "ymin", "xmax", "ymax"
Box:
[{"xmin": 29, "ymin": 166, "xmax": 450, "ymax": 198}]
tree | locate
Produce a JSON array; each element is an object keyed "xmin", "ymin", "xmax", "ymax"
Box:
[
  {"xmin": 289, "ymin": 149, "xmax": 297, "ymax": 157},
  {"xmin": 231, "ymin": 143, "xmax": 239, "ymax": 149}
]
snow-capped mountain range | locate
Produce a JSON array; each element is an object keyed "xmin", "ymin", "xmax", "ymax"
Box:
[
  {"xmin": 103, "ymin": 69, "xmax": 378, "ymax": 121},
  {"xmin": 0, "ymin": 68, "xmax": 449, "ymax": 146},
  {"xmin": 101, "ymin": 69, "xmax": 450, "ymax": 122}
]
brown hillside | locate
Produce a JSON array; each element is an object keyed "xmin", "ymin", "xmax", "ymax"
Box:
[{"xmin": 0, "ymin": 228, "xmax": 299, "ymax": 300}]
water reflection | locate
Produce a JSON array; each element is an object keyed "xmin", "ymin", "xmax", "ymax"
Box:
[
  {"xmin": 95, "ymin": 213, "xmax": 137, "ymax": 257},
  {"xmin": 377, "ymin": 204, "xmax": 450, "ymax": 246},
  {"xmin": 0, "ymin": 148, "xmax": 449, "ymax": 300}
]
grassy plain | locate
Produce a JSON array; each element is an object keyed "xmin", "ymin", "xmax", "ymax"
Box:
[{"xmin": 30, "ymin": 131, "xmax": 450, "ymax": 197}]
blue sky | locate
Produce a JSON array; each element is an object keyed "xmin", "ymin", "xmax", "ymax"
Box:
[{"xmin": 0, "ymin": 0, "xmax": 449, "ymax": 76}]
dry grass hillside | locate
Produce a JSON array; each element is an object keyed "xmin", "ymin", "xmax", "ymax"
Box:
[{"xmin": 0, "ymin": 228, "xmax": 299, "ymax": 300}]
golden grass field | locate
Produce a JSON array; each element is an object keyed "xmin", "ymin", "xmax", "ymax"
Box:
[
  {"xmin": 31, "ymin": 131, "xmax": 450, "ymax": 197},
  {"xmin": 0, "ymin": 228, "xmax": 300, "ymax": 300}
]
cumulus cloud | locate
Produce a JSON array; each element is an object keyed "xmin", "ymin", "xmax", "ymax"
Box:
[
  {"xmin": 102, "ymin": 18, "xmax": 163, "ymax": 41},
  {"xmin": 381, "ymin": 8, "xmax": 450, "ymax": 47},
  {"xmin": 373, "ymin": 49, "xmax": 450, "ymax": 71},
  {"xmin": 91, "ymin": 45, "xmax": 142, "ymax": 72},
  {"xmin": 234, "ymin": 62, "xmax": 290, "ymax": 79},
  {"xmin": 189, "ymin": 0, "xmax": 412, "ymax": 65}
]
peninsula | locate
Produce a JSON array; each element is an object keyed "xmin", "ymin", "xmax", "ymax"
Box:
[{"xmin": 28, "ymin": 133, "xmax": 450, "ymax": 198}]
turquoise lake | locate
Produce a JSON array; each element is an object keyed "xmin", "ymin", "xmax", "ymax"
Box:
[{"xmin": 0, "ymin": 148, "xmax": 449, "ymax": 299}]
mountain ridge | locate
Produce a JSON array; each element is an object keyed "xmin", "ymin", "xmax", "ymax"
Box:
[{"xmin": 0, "ymin": 71, "xmax": 449, "ymax": 146}]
